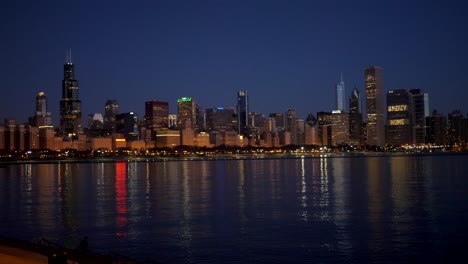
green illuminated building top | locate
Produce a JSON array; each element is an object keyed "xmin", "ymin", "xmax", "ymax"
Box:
[{"xmin": 177, "ymin": 97, "xmax": 192, "ymax": 103}]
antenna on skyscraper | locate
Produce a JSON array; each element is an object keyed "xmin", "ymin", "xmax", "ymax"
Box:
[
  {"xmin": 341, "ymin": 72, "xmax": 343, "ymax": 82},
  {"xmin": 69, "ymin": 49, "xmax": 72, "ymax": 64}
]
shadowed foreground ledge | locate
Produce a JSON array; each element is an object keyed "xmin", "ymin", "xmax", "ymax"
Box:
[{"xmin": 0, "ymin": 238, "xmax": 156, "ymax": 264}]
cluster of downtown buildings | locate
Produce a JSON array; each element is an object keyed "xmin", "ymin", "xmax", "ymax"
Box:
[{"xmin": 1, "ymin": 56, "xmax": 468, "ymax": 154}]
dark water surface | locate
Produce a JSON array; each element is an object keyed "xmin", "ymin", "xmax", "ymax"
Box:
[{"xmin": 1, "ymin": 155, "xmax": 468, "ymax": 263}]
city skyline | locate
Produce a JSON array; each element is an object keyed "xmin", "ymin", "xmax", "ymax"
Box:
[{"xmin": 2, "ymin": 0, "xmax": 468, "ymax": 124}]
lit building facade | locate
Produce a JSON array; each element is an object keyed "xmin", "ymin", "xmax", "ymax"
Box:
[
  {"xmin": 145, "ymin": 100, "xmax": 169, "ymax": 134},
  {"xmin": 177, "ymin": 97, "xmax": 196, "ymax": 130},
  {"xmin": 365, "ymin": 66, "xmax": 385, "ymax": 146},
  {"xmin": 331, "ymin": 111, "xmax": 349, "ymax": 145},
  {"xmin": 59, "ymin": 50, "xmax": 83, "ymax": 138},
  {"xmin": 35, "ymin": 92, "xmax": 52, "ymax": 127},
  {"xmin": 386, "ymin": 89, "xmax": 412, "ymax": 146}
]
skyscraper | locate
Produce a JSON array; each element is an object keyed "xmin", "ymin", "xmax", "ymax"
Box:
[
  {"xmin": 104, "ymin": 99, "xmax": 119, "ymax": 133},
  {"xmin": 35, "ymin": 92, "xmax": 52, "ymax": 127},
  {"xmin": 177, "ymin": 97, "xmax": 196, "ymax": 129},
  {"xmin": 349, "ymin": 87, "xmax": 363, "ymax": 145},
  {"xmin": 386, "ymin": 89, "xmax": 412, "ymax": 145},
  {"xmin": 286, "ymin": 108, "xmax": 297, "ymax": 145},
  {"xmin": 336, "ymin": 73, "xmax": 346, "ymax": 111},
  {"xmin": 145, "ymin": 100, "xmax": 169, "ymax": 132},
  {"xmin": 237, "ymin": 91, "xmax": 249, "ymax": 136},
  {"xmin": 409, "ymin": 89, "xmax": 429, "ymax": 144},
  {"xmin": 365, "ymin": 66, "xmax": 385, "ymax": 146},
  {"xmin": 59, "ymin": 50, "xmax": 83, "ymax": 138}
]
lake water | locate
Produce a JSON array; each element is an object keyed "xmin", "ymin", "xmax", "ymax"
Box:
[{"xmin": 1, "ymin": 154, "xmax": 468, "ymax": 263}]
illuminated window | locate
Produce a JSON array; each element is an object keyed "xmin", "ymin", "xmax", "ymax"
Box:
[
  {"xmin": 388, "ymin": 105, "xmax": 408, "ymax": 112},
  {"xmin": 389, "ymin": 119, "xmax": 408, "ymax": 125}
]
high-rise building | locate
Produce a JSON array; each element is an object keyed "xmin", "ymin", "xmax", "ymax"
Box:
[
  {"xmin": 386, "ymin": 89, "xmax": 412, "ymax": 146},
  {"xmin": 331, "ymin": 110, "xmax": 349, "ymax": 145},
  {"xmin": 59, "ymin": 50, "xmax": 83, "ymax": 138},
  {"xmin": 426, "ymin": 110, "xmax": 447, "ymax": 145},
  {"xmin": 35, "ymin": 92, "xmax": 52, "ymax": 127},
  {"xmin": 104, "ymin": 99, "xmax": 119, "ymax": 133},
  {"xmin": 409, "ymin": 89, "xmax": 429, "ymax": 145},
  {"xmin": 237, "ymin": 91, "xmax": 249, "ymax": 136},
  {"xmin": 205, "ymin": 107, "xmax": 236, "ymax": 132},
  {"xmin": 349, "ymin": 87, "xmax": 363, "ymax": 145},
  {"xmin": 269, "ymin": 113, "xmax": 285, "ymax": 131},
  {"xmin": 286, "ymin": 109, "xmax": 297, "ymax": 145},
  {"xmin": 336, "ymin": 73, "xmax": 346, "ymax": 111},
  {"xmin": 177, "ymin": 97, "xmax": 196, "ymax": 130},
  {"xmin": 448, "ymin": 110, "xmax": 465, "ymax": 145},
  {"xmin": 365, "ymin": 66, "xmax": 385, "ymax": 146},
  {"xmin": 116, "ymin": 112, "xmax": 139, "ymax": 141},
  {"xmin": 144, "ymin": 100, "xmax": 169, "ymax": 133},
  {"xmin": 317, "ymin": 111, "xmax": 332, "ymax": 146}
]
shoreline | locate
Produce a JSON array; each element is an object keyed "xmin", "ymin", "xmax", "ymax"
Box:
[{"xmin": 0, "ymin": 150, "xmax": 466, "ymax": 165}]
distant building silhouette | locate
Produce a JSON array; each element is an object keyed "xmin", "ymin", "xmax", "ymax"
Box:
[
  {"xmin": 409, "ymin": 89, "xmax": 429, "ymax": 144},
  {"xmin": 365, "ymin": 66, "xmax": 385, "ymax": 146},
  {"xmin": 104, "ymin": 99, "xmax": 119, "ymax": 133},
  {"xmin": 237, "ymin": 91, "xmax": 249, "ymax": 136},
  {"xmin": 59, "ymin": 50, "xmax": 83, "ymax": 138},
  {"xmin": 349, "ymin": 87, "xmax": 363, "ymax": 145}
]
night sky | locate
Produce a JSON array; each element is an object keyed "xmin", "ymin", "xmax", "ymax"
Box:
[{"xmin": 2, "ymin": 0, "xmax": 467, "ymax": 126}]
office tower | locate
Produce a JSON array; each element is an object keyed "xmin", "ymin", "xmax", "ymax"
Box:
[
  {"xmin": 168, "ymin": 114, "xmax": 177, "ymax": 128},
  {"xmin": 116, "ymin": 112, "xmax": 139, "ymax": 141},
  {"xmin": 386, "ymin": 89, "xmax": 412, "ymax": 145},
  {"xmin": 365, "ymin": 66, "xmax": 385, "ymax": 146},
  {"xmin": 286, "ymin": 109, "xmax": 297, "ymax": 145},
  {"xmin": 409, "ymin": 89, "xmax": 429, "ymax": 144},
  {"xmin": 177, "ymin": 97, "xmax": 196, "ymax": 130},
  {"xmin": 317, "ymin": 111, "xmax": 332, "ymax": 146},
  {"xmin": 205, "ymin": 107, "xmax": 236, "ymax": 132},
  {"xmin": 145, "ymin": 100, "xmax": 169, "ymax": 132},
  {"xmin": 426, "ymin": 110, "xmax": 447, "ymax": 145},
  {"xmin": 269, "ymin": 113, "xmax": 285, "ymax": 131},
  {"xmin": 331, "ymin": 111, "xmax": 349, "ymax": 145},
  {"xmin": 448, "ymin": 110, "xmax": 465, "ymax": 145},
  {"xmin": 296, "ymin": 119, "xmax": 305, "ymax": 145},
  {"xmin": 237, "ymin": 91, "xmax": 249, "ymax": 136},
  {"xmin": 349, "ymin": 87, "xmax": 363, "ymax": 145},
  {"xmin": 59, "ymin": 50, "xmax": 83, "ymax": 137},
  {"xmin": 104, "ymin": 99, "xmax": 119, "ymax": 133},
  {"xmin": 88, "ymin": 113, "xmax": 104, "ymax": 129},
  {"xmin": 305, "ymin": 114, "xmax": 317, "ymax": 127},
  {"xmin": 195, "ymin": 105, "xmax": 206, "ymax": 132},
  {"xmin": 35, "ymin": 92, "xmax": 52, "ymax": 127},
  {"xmin": 336, "ymin": 73, "xmax": 346, "ymax": 111}
]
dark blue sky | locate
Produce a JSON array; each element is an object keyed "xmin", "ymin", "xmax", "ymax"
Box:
[{"xmin": 2, "ymin": 0, "xmax": 467, "ymax": 125}]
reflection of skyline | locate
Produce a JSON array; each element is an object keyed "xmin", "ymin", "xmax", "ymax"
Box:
[{"xmin": 115, "ymin": 162, "xmax": 128, "ymax": 238}]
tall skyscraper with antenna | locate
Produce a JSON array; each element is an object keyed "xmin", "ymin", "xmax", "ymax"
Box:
[
  {"xmin": 59, "ymin": 50, "xmax": 83, "ymax": 138},
  {"xmin": 335, "ymin": 73, "xmax": 346, "ymax": 111}
]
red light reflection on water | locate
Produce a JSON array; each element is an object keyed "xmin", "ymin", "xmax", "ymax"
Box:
[{"xmin": 115, "ymin": 162, "xmax": 128, "ymax": 238}]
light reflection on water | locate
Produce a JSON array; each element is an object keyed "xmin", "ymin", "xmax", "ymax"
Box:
[{"xmin": 1, "ymin": 155, "xmax": 468, "ymax": 263}]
